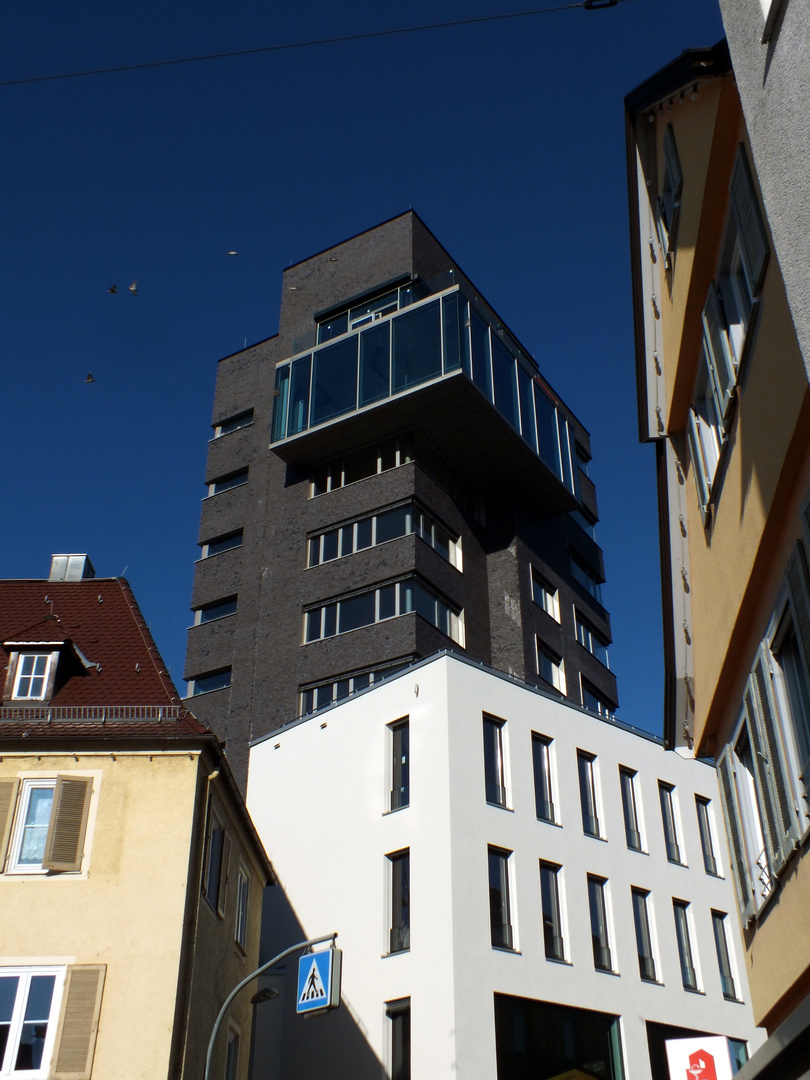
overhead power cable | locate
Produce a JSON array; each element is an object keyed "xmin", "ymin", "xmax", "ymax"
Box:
[{"xmin": 0, "ymin": 0, "xmax": 626, "ymax": 88}]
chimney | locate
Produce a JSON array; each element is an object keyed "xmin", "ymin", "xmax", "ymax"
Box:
[{"xmin": 49, "ymin": 555, "xmax": 96, "ymax": 582}]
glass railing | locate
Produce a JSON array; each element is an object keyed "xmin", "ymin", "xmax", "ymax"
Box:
[{"xmin": 272, "ymin": 285, "xmax": 576, "ymax": 495}]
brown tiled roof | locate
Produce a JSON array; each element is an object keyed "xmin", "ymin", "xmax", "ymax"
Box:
[{"xmin": 0, "ymin": 578, "xmax": 207, "ymax": 739}]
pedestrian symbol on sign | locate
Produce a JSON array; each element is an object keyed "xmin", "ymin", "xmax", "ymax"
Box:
[
  {"xmin": 296, "ymin": 947, "xmax": 342, "ymax": 1015},
  {"xmin": 299, "ymin": 959, "xmax": 326, "ymax": 1004}
]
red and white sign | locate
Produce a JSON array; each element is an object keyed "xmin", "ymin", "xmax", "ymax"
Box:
[{"xmin": 666, "ymin": 1036, "xmax": 734, "ymax": 1080}]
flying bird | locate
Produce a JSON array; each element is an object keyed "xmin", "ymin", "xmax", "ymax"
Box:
[
  {"xmin": 128, "ymin": 281, "xmax": 138, "ymax": 296},
  {"xmin": 86, "ymin": 373, "xmax": 95, "ymax": 383},
  {"xmin": 227, "ymin": 251, "xmax": 239, "ymax": 256},
  {"xmin": 108, "ymin": 285, "xmax": 117, "ymax": 294}
]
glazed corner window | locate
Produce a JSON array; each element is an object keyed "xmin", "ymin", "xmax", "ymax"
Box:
[
  {"xmin": 388, "ymin": 849, "xmax": 410, "ymax": 953},
  {"xmin": 207, "ymin": 468, "xmax": 248, "ymax": 496},
  {"xmin": 202, "ymin": 530, "xmax": 243, "ymax": 558},
  {"xmin": 2, "ymin": 776, "xmax": 93, "ymax": 875},
  {"xmin": 214, "ymin": 408, "xmax": 254, "ymax": 437},
  {"xmin": 11, "ymin": 654, "xmax": 55, "ymax": 701},
  {"xmin": 658, "ymin": 783, "xmax": 683, "ymax": 864},
  {"xmin": 488, "ymin": 847, "xmax": 514, "ymax": 950},
  {"xmin": 620, "ymin": 768, "xmax": 643, "ymax": 851},
  {"xmin": 531, "ymin": 569, "xmax": 560, "ymax": 621},
  {"xmin": 203, "ymin": 800, "xmax": 231, "ymax": 918},
  {"xmin": 657, "ymin": 124, "xmax": 683, "ymax": 266},
  {"xmin": 389, "ymin": 718, "xmax": 410, "ymax": 811},
  {"xmin": 536, "ymin": 641, "xmax": 566, "ymax": 694},
  {"xmin": 532, "ymin": 733, "xmax": 555, "ymax": 823},
  {"xmin": 190, "ymin": 668, "xmax": 232, "ymax": 696},
  {"xmin": 483, "ymin": 715, "xmax": 507, "ymax": 808},
  {"xmin": 577, "ymin": 752, "xmax": 600, "ymax": 838}
]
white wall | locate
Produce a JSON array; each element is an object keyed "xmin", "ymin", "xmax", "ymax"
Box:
[{"xmin": 247, "ymin": 654, "xmax": 764, "ymax": 1080}]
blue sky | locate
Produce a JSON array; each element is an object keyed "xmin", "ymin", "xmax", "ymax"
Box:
[{"xmin": 1, "ymin": 0, "xmax": 724, "ymax": 736}]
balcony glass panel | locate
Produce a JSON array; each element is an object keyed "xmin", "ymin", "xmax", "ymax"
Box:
[
  {"xmin": 391, "ymin": 299, "xmax": 442, "ymax": 393},
  {"xmin": 359, "ymin": 322, "xmax": 390, "ymax": 406},
  {"xmin": 311, "ymin": 337, "xmax": 358, "ymax": 425},
  {"xmin": 534, "ymin": 387, "xmax": 562, "ymax": 477},
  {"xmin": 517, "ymin": 363, "xmax": 538, "ymax": 452},
  {"xmin": 491, "ymin": 334, "xmax": 520, "ymax": 432},
  {"xmin": 272, "ymin": 366, "xmax": 290, "ymax": 442},
  {"xmin": 469, "ymin": 308, "xmax": 493, "ymax": 398},
  {"xmin": 442, "ymin": 292, "xmax": 465, "ymax": 373},
  {"xmin": 288, "ymin": 355, "xmax": 312, "ymax": 436}
]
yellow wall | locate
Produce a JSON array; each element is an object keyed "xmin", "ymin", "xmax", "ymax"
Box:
[{"xmin": 0, "ymin": 751, "xmax": 266, "ymax": 1080}]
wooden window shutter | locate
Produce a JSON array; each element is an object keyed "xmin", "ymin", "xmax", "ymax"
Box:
[
  {"xmin": 43, "ymin": 777, "xmax": 92, "ymax": 872},
  {"xmin": 729, "ymin": 147, "xmax": 769, "ymax": 295},
  {"xmin": 702, "ymin": 285, "xmax": 736, "ymax": 423},
  {"xmin": 51, "ymin": 964, "xmax": 105, "ymax": 1080},
  {"xmin": 716, "ymin": 746, "xmax": 755, "ymax": 927},
  {"xmin": 0, "ymin": 779, "xmax": 20, "ymax": 871},
  {"xmin": 217, "ymin": 832, "xmax": 232, "ymax": 918}
]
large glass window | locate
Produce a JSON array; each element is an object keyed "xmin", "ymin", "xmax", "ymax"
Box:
[
  {"xmin": 392, "ymin": 300, "xmax": 442, "ymax": 393},
  {"xmin": 488, "ymin": 847, "xmax": 514, "ymax": 950},
  {"xmin": 299, "ymin": 660, "xmax": 409, "ymax": 716},
  {"xmin": 8, "ymin": 782, "xmax": 54, "ymax": 871},
  {"xmin": 539, "ymin": 862, "xmax": 565, "ymax": 961},
  {"xmin": 190, "ymin": 669, "xmax": 232, "ymax": 696},
  {"xmin": 576, "ymin": 613, "xmax": 610, "ymax": 668},
  {"xmin": 483, "ymin": 716, "xmax": 507, "ymax": 808},
  {"xmin": 208, "ymin": 468, "xmax": 248, "ymax": 496},
  {"xmin": 631, "ymin": 889, "xmax": 657, "ymax": 982},
  {"xmin": 577, "ymin": 752, "xmax": 600, "ymax": 838},
  {"xmin": 587, "ymin": 875, "xmax": 612, "ymax": 972},
  {"xmin": 307, "ymin": 503, "xmax": 461, "ymax": 569},
  {"xmin": 202, "ymin": 530, "xmax": 243, "ymax": 558},
  {"xmin": 388, "ymin": 850, "xmax": 410, "ymax": 953},
  {"xmin": 311, "ymin": 337, "xmax": 358, "ymax": 425},
  {"xmin": 0, "ymin": 968, "xmax": 63, "ymax": 1077},
  {"xmin": 620, "ymin": 768, "xmax": 643, "ymax": 852},
  {"xmin": 532, "ymin": 734, "xmax": 555, "ymax": 823},
  {"xmin": 571, "ymin": 553, "xmax": 603, "ymax": 605}
]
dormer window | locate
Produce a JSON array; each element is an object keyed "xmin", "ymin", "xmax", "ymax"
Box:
[{"xmin": 13, "ymin": 654, "xmax": 53, "ymax": 699}]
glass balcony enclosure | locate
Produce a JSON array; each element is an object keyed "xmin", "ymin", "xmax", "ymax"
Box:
[{"xmin": 271, "ymin": 284, "xmax": 578, "ymax": 500}]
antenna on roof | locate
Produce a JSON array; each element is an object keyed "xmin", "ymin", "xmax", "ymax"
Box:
[{"xmin": 120, "ymin": 566, "xmax": 128, "ymax": 576}]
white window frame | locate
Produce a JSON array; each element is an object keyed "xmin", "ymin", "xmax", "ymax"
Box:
[
  {"xmin": 631, "ymin": 887, "xmax": 659, "ymax": 983},
  {"xmin": 673, "ymin": 899, "xmax": 700, "ymax": 992},
  {"xmin": 531, "ymin": 568, "xmax": 560, "ymax": 622},
  {"xmin": 0, "ymin": 966, "xmax": 65, "ymax": 1079},
  {"xmin": 531, "ymin": 733, "xmax": 556, "ymax": 824},
  {"xmin": 620, "ymin": 767, "xmax": 644, "ymax": 852},
  {"xmin": 658, "ymin": 782, "xmax": 684, "ymax": 865},
  {"xmin": 536, "ymin": 640, "xmax": 566, "ymax": 694},
  {"xmin": 6, "ymin": 780, "xmax": 55, "ymax": 875},
  {"xmin": 577, "ymin": 751, "xmax": 601, "ymax": 839},
  {"xmin": 9, "ymin": 653, "xmax": 57, "ymax": 702},
  {"xmin": 3, "ymin": 775, "xmax": 94, "ymax": 878}
]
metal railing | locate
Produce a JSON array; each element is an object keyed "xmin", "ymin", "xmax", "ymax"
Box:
[{"xmin": 0, "ymin": 705, "xmax": 184, "ymax": 723}]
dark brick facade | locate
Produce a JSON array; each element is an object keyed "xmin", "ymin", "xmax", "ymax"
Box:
[{"xmin": 184, "ymin": 212, "xmax": 618, "ymax": 789}]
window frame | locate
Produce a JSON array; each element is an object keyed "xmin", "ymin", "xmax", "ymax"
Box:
[
  {"xmin": 531, "ymin": 568, "xmax": 560, "ymax": 622},
  {"xmin": 207, "ymin": 469, "xmax": 248, "ymax": 496},
  {"xmin": 577, "ymin": 751, "xmax": 601, "ymax": 838},
  {"xmin": 673, "ymin": 899, "xmax": 699, "ymax": 992},
  {"xmin": 203, "ymin": 799, "xmax": 231, "ymax": 918},
  {"xmin": 483, "ymin": 715, "xmax": 508, "ymax": 809},
  {"xmin": 201, "ymin": 531, "xmax": 243, "ymax": 559},
  {"xmin": 234, "ymin": 864, "xmax": 249, "ymax": 950},
  {"xmin": 587, "ymin": 875, "xmax": 612, "ymax": 973},
  {"xmin": 539, "ymin": 861, "xmax": 565, "ymax": 962},
  {"xmin": 2, "ymin": 776, "xmax": 93, "ymax": 876},
  {"xmin": 387, "ymin": 849, "xmax": 410, "ymax": 954},
  {"xmin": 619, "ymin": 768, "xmax": 643, "ymax": 852},
  {"xmin": 658, "ymin": 782, "xmax": 683, "ymax": 865},
  {"xmin": 631, "ymin": 888, "xmax": 657, "ymax": 983},
  {"xmin": 385, "ymin": 998, "xmax": 411, "ymax": 1080},
  {"xmin": 389, "ymin": 718, "xmax": 410, "ymax": 812},
  {"xmin": 531, "ymin": 733, "xmax": 555, "ymax": 824},
  {"xmin": 189, "ymin": 668, "xmax": 232, "ymax": 696},
  {"xmin": 536, "ymin": 640, "xmax": 566, "ymax": 694},
  {"xmin": 656, "ymin": 124, "xmax": 683, "ymax": 267},
  {"xmin": 10, "ymin": 653, "xmax": 57, "ymax": 702},
  {"xmin": 213, "ymin": 408, "xmax": 254, "ymax": 438},
  {"xmin": 195, "ymin": 596, "xmax": 238, "ymax": 625},
  {"xmin": 695, "ymin": 796, "xmax": 720, "ymax": 877},
  {"xmin": 575, "ymin": 613, "xmax": 610, "ymax": 669},
  {"xmin": 0, "ymin": 966, "xmax": 65, "ymax": 1079},
  {"xmin": 488, "ymin": 846, "xmax": 515, "ymax": 951},
  {"xmin": 711, "ymin": 910, "xmax": 738, "ymax": 1001}
]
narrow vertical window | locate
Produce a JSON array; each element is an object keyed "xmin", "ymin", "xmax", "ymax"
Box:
[
  {"xmin": 224, "ymin": 1028, "xmax": 239, "ymax": 1080},
  {"xmin": 539, "ymin": 862, "xmax": 565, "ymax": 961},
  {"xmin": 632, "ymin": 889, "xmax": 656, "ymax": 982},
  {"xmin": 234, "ymin": 866, "xmax": 249, "ymax": 949},
  {"xmin": 696, "ymin": 797, "xmax": 719, "ymax": 876},
  {"xmin": 483, "ymin": 715, "xmax": 507, "ymax": 807},
  {"xmin": 577, "ymin": 752, "xmax": 600, "ymax": 837},
  {"xmin": 488, "ymin": 847, "xmax": 514, "ymax": 950},
  {"xmin": 712, "ymin": 911, "xmax": 737, "ymax": 1000},
  {"xmin": 620, "ymin": 768, "xmax": 642, "ymax": 851},
  {"xmin": 388, "ymin": 850, "xmax": 410, "ymax": 953},
  {"xmin": 658, "ymin": 783, "xmax": 682, "ymax": 864},
  {"xmin": 386, "ymin": 999, "xmax": 411, "ymax": 1080},
  {"xmin": 532, "ymin": 734, "xmax": 555, "ymax": 823},
  {"xmin": 390, "ymin": 719, "xmax": 410, "ymax": 810},
  {"xmin": 673, "ymin": 900, "xmax": 698, "ymax": 990},
  {"xmin": 587, "ymin": 875, "xmax": 612, "ymax": 971}
]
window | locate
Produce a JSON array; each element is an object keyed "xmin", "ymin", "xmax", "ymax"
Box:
[
  {"xmin": 688, "ymin": 146, "xmax": 768, "ymax": 519},
  {"xmin": 195, "ymin": 596, "xmax": 238, "ymax": 624},
  {"xmin": 307, "ymin": 502, "xmax": 461, "ymax": 569},
  {"xmin": 658, "ymin": 783, "xmax": 682, "ymax": 864},
  {"xmin": 389, "ymin": 719, "xmax": 410, "ymax": 811},
  {"xmin": 575, "ymin": 614, "xmax": 610, "ymax": 668},
  {"xmin": 581, "ymin": 680, "xmax": 613, "ymax": 718},
  {"xmin": 696, "ymin": 797, "xmax": 719, "ymax": 876},
  {"xmin": 711, "ymin": 911, "xmax": 737, "ymax": 1000},
  {"xmin": 587, "ymin": 875, "xmax": 612, "ymax": 972},
  {"xmin": 214, "ymin": 408, "xmax": 254, "ymax": 437},
  {"xmin": 488, "ymin": 847, "xmax": 514, "ymax": 950},
  {"xmin": 657, "ymin": 124, "xmax": 683, "ymax": 266},
  {"xmin": 1, "ymin": 776, "xmax": 93, "ymax": 875},
  {"xmin": 224, "ymin": 1027, "xmax": 239, "ymax": 1080},
  {"xmin": 11, "ymin": 655, "xmax": 54, "ymax": 701},
  {"xmin": 536, "ymin": 641, "xmax": 566, "ymax": 694},
  {"xmin": 631, "ymin": 889, "xmax": 657, "ymax": 982},
  {"xmin": 577, "ymin": 752, "xmax": 600, "ymax": 838},
  {"xmin": 310, "ymin": 436, "xmax": 414, "ymax": 495},
  {"xmin": 539, "ymin": 862, "xmax": 565, "ymax": 961},
  {"xmin": 388, "ymin": 850, "xmax": 410, "ymax": 953},
  {"xmin": 673, "ymin": 900, "xmax": 698, "ymax": 991},
  {"xmin": 299, "ymin": 661, "xmax": 410, "ymax": 715},
  {"xmin": 190, "ymin": 668, "xmax": 232, "ymax": 696},
  {"xmin": 570, "ymin": 552, "xmax": 603, "ymax": 605},
  {"xmin": 620, "ymin": 768, "xmax": 643, "ymax": 851},
  {"xmin": 531, "ymin": 569, "xmax": 560, "ymax": 621},
  {"xmin": 532, "ymin": 734, "xmax": 555, "ymax": 823},
  {"xmin": 207, "ymin": 468, "xmax": 248, "ymax": 496},
  {"xmin": 234, "ymin": 865, "xmax": 249, "ymax": 949},
  {"xmin": 483, "ymin": 715, "xmax": 507, "ymax": 807},
  {"xmin": 386, "ymin": 998, "xmax": 411, "ymax": 1080},
  {"xmin": 202, "ymin": 530, "xmax": 243, "ymax": 558},
  {"xmin": 304, "ymin": 578, "xmax": 464, "ymax": 646},
  {"xmin": 203, "ymin": 800, "xmax": 231, "ymax": 918}
]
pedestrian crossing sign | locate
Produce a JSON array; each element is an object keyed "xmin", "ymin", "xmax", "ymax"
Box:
[{"xmin": 296, "ymin": 947, "xmax": 342, "ymax": 1015}]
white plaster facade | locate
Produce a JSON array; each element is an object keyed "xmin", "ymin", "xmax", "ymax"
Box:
[{"xmin": 247, "ymin": 653, "xmax": 764, "ymax": 1080}]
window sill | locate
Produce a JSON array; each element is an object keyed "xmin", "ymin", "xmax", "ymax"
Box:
[
  {"xmin": 594, "ymin": 967, "xmax": 620, "ymax": 977},
  {"xmin": 486, "ymin": 802, "xmax": 514, "ymax": 813},
  {"xmin": 583, "ymin": 832, "xmax": 607, "ymax": 842},
  {"xmin": 537, "ymin": 817, "xmax": 561, "ymax": 828},
  {"xmin": 667, "ymin": 858, "xmax": 688, "ymax": 868},
  {"xmin": 628, "ymin": 846, "xmax": 648, "ymax": 855},
  {"xmin": 683, "ymin": 986, "xmax": 705, "ymax": 996},
  {"xmin": 382, "ymin": 948, "xmax": 410, "ymax": 959},
  {"xmin": 491, "ymin": 946, "xmax": 521, "ymax": 955},
  {"xmin": 545, "ymin": 956, "xmax": 571, "ymax": 967},
  {"xmin": 382, "ymin": 804, "xmax": 409, "ymax": 816}
]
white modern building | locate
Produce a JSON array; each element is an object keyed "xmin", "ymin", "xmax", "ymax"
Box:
[{"xmin": 247, "ymin": 652, "xmax": 764, "ymax": 1080}]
